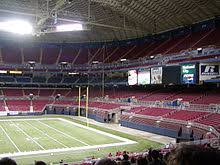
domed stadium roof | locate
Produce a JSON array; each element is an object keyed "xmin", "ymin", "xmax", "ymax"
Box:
[{"xmin": 0, "ymin": 0, "xmax": 219, "ymax": 43}]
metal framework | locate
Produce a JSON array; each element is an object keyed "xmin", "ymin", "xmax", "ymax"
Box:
[{"xmin": 0, "ymin": 0, "xmax": 219, "ymax": 43}]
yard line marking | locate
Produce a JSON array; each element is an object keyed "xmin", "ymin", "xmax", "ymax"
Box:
[
  {"xmin": 12, "ymin": 122, "xmax": 45, "ymax": 150},
  {"xmin": 0, "ymin": 125, "xmax": 21, "ymax": 152},
  {"xmin": 25, "ymin": 121, "xmax": 68, "ymax": 148},
  {"xmin": 38, "ymin": 120, "xmax": 89, "ymax": 146}
]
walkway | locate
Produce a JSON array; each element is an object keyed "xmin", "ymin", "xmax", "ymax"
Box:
[{"xmin": 72, "ymin": 116, "xmax": 176, "ymax": 145}]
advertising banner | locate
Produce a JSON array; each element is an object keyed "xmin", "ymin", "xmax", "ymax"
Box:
[
  {"xmin": 199, "ymin": 63, "xmax": 220, "ymax": 81},
  {"xmin": 163, "ymin": 65, "xmax": 181, "ymax": 84},
  {"xmin": 151, "ymin": 67, "xmax": 162, "ymax": 84},
  {"xmin": 138, "ymin": 68, "xmax": 150, "ymax": 85},
  {"xmin": 128, "ymin": 70, "xmax": 137, "ymax": 85},
  {"xmin": 181, "ymin": 64, "xmax": 197, "ymax": 84}
]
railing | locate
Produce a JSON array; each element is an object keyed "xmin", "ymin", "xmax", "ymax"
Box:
[
  {"xmin": 178, "ymin": 138, "xmax": 220, "ymax": 149},
  {"xmin": 1, "ymin": 95, "xmax": 219, "ymax": 113},
  {"xmin": 0, "ymin": 47, "xmax": 219, "ymax": 72},
  {"xmin": 1, "ymin": 95, "xmax": 220, "ymax": 136},
  {"xmin": 102, "ymin": 98, "xmax": 220, "ymax": 113},
  {"xmin": 122, "ymin": 112, "xmax": 220, "ymax": 137}
]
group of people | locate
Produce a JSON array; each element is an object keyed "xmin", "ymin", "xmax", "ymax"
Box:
[
  {"xmin": 0, "ymin": 158, "xmax": 46, "ymax": 165},
  {"xmin": 0, "ymin": 144, "xmax": 220, "ymax": 165},
  {"xmin": 94, "ymin": 144, "xmax": 220, "ymax": 165}
]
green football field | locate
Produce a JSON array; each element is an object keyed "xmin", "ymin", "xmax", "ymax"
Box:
[{"xmin": 0, "ymin": 116, "xmax": 162, "ymax": 165}]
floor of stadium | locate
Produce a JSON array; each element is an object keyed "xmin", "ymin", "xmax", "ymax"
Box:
[
  {"xmin": 73, "ymin": 116, "xmax": 175, "ymax": 145},
  {"xmin": 0, "ymin": 115, "xmax": 174, "ymax": 164}
]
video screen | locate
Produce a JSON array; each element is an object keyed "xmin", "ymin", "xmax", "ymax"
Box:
[
  {"xmin": 162, "ymin": 66, "xmax": 181, "ymax": 84},
  {"xmin": 128, "ymin": 70, "xmax": 137, "ymax": 85},
  {"xmin": 181, "ymin": 64, "xmax": 196, "ymax": 84},
  {"xmin": 151, "ymin": 67, "xmax": 162, "ymax": 84},
  {"xmin": 199, "ymin": 63, "xmax": 220, "ymax": 81},
  {"xmin": 138, "ymin": 68, "xmax": 150, "ymax": 85}
]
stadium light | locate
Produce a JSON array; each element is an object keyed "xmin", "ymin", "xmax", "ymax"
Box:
[
  {"xmin": 92, "ymin": 61, "xmax": 99, "ymax": 64},
  {"xmin": 0, "ymin": 20, "xmax": 33, "ymax": 35},
  {"xmin": 0, "ymin": 70, "xmax": 7, "ymax": 74},
  {"xmin": 186, "ymin": 125, "xmax": 191, "ymax": 128},
  {"xmin": 68, "ymin": 72, "xmax": 79, "ymax": 75},
  {"xmin": 60, "ymin": 61, "xmax": 68, "ymax": 65},
  {"xmin": 56, "ymin": 23, "xmax": 83, "ymax": 32},
  {"xmin": 120, "ymin": 59, "xmax": 127, "ymax": 62}
]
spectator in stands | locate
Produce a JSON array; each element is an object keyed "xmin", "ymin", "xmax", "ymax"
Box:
[
  {"xmin": 119, "ymin": 161, "xmax": 130, "ymax": 165},
  {"xmin": 190, "ymin": 130, "xmax": 194, "ymax": 141},
  {"xmin": 94, "ymin": 158, "xmax": 117, "ymax": 165},
  {"xmin": 0, "ymin": 157, "xmax": 17, "ymax": 165},
  {"xmin": 108, "ymin": 153, "xmax": 113, "ymax": 158},
  {"xmin": 163, "ymin": 152, "xmax": 170, "ymax": 164},
  {"xmin": 148, "ymin": 150, "xmax": 165, "ymax": 165},
  {"xmin": 147, "ymin": 148, "xmax": 152, "ymax": 162},
  {"xmin": 167, "ymin": 144, "xmax": 220, "ymax": 165},
  {"xmin": 130, "ymin": 157, "xmax": 136, "ymax": 164},
  {"xmin": 136, "ymin": 157, "xmax": 148, "ymax": 165},
  {"xmin": 59, "ymin": 159, "xmax": 64, "ymax": 165},
  {"xmin": 35, "ymin": 161, "xmax": 47, "ymax": 165},
  {"xmin": 122, "ymin": 151, "xmax": 129, "ymax": 161},
  {"xmin": 116, "ymin": 151, "xmax": 122, "ymax": 157},
  {"xmin": 119, "ymin": 151, "xmax": 130, "ymax": 165},
  {"xmin": 177, "ymin": 127, "xmax": 182, "ymax": 137},
  {"xmin": 199, "ymin": 134, "xmax": 204, "ymax": 140}
]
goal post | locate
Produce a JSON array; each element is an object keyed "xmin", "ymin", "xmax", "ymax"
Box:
[
  {"xmin": 78, "ymin": 86, "xmax": 81, "ymax": 117},
  {"xmin": 85, "ymin": 86, "xmax": 89, "ymax": 127}
]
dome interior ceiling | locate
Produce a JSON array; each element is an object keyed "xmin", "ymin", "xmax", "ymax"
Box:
[{"xmin": 0, "ymin": 0, "xmax": 219, "ymax": 43}]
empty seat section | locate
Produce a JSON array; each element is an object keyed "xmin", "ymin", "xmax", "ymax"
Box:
[
  {"xmin": 136, "ymin": 107, "xmax": 174, "ymax": 117},
  {"xmin": 141, "ymin": 89, "xmax": 175, "ymax": 101},
  {"xmin": 1, "ymin": 46, "xmax": 21, "ymax": 64},
  {"xmin": 0, "ymin": 76, "xmax": 15, "ymax": 82},
  {"xmin": 86, "ymin": 102, "xmax": 122, "ymax": 110},
  {"xmin": 130, "ymin": 42, "xmax": 153, "ymax": 59},
  {"xmin": 63, "ymin": 76, "xmax": 78, "ymax": 83},
  {"xmin": 108, "ymin": 45, "xmax": 134, "ymax": 62},
  {"xmin": 198, "ymin": 113, "xmax": 220, "ymax": 131},
  {"xmin": 33, "ymin": 76, "xmax": 46, "ymax": 83},
  {"xmin": 39, "ymin": 89, "xmax": 54, "ymax": 97},
  {"xmin": 146, "ymin": 40, "xmax": 166, "ymax": 56},
  {"xmin": 124, "ymin": 43, "xmax": 150, "ymax": 59},
  {"xmin": 53, "ymin": 89, "xmax": 69, "ymax": 97},
  {"xmin": 6, "ymin": 100, "xmax": 30, "ymax": 111},
  {"xmin": 0, "ymin": 100, "xmax": 5, "ymax": 111},
  {"xmin": 73, "ymin": 48, "xmax": 88, "ymax": 64},
  {"xmin": 16, "ymin": 77, "xmax": 31, "ymax": 83},
  {"xmin": 168, "ymin": 29, "xmax": 210, "ymax": 53},
  {"xmin": 3, "ymin": 89, "xmax": 23, "ymax": 97},
  {"xmin": 195, "ymin": 28, "xmax": 220, "ymax": 47},
  {"xmin": 65, "ymin": 89, "xmax": 78, "ymax": 98},
  {"xmin": 104, "ymin": 46, "xmax": 118, "ymax": 63},
  {"xmin": 48, "ymin": 76, "xmax": 62, "ymax": 83},
  {"xmin": 59, "ymin": 47, "xmax": 79, "ymax": 63},
  {"xmin": 42, "ymin": 47, "xmax": 60, "ymax": 64},
  {"xmin": 24, "ymin": 89, "xmax": 39, "ymax": 96},
  {"xmin": 53, "ymin": 100, "xmax": 73, "ymax": 105},
  {"xmin": 151, "ymin": 36, "xmax": 185, "ymax": 55},
  {"xmin": 165, "ymin": 110, "xmax": 208, "ymax": 121},
  {"xmin": 194, "ymin": 90, "xmax": 220, "ymax": 104},
  {"xmin": 88, "ymin": 47, "xmax": 104, "ymax": 63},
  {"xmin": 23, "ymin": 47, "xmax": 40, "ymax": 63},
  {"xmin": 32, "ymin": 100, "xmax": 51, "ymax": 111},
  {"xmin": 129, "ymin": 106, "xmax": 147, "ymax": 113},
  {"xmin": 168, "ymin": 89, "xmax": 204, "ymax": 103}
]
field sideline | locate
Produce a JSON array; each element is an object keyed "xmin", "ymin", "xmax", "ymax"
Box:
[{"xmin": 0, "ymin": 116, "xmax": 162, "ymax": 164}]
